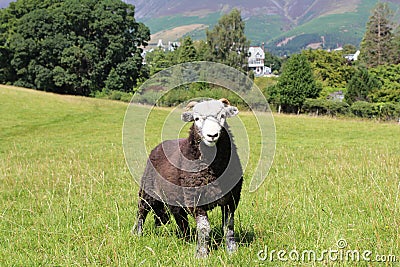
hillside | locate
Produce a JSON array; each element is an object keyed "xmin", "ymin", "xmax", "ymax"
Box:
[
  {"xmin": 1, "ymin": 0, "xmax": 399, "ymax": 53},
  {"xmin": 132, "ymin": 0, "xmax": 400, "ymax": 54}
]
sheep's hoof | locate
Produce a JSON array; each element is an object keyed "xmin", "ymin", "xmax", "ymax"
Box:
[
  {"xmin": 131, "ymin": 221, "xmax": 143, "ymax": 236},
  {"xmin": 226, "ymin": 239, "xmax": 237, "ymax": 254},
  {"xmin": 196, "ymin": 246, "xmax": 209, "ymax": 258}
]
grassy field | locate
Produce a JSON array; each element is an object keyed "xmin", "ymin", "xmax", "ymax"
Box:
[{"xmin": 1, "ymin": 85, "xmax": 399, "ymax": 266}]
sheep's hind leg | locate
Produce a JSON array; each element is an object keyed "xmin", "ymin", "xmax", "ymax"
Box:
[
  {"xmin": 195, "ymin": 212, "xmax": 211, "ymax": 258},
  {"xmin": 154, "ymin": 202, "xmax": 170, "ymax": 227},
  {"xmin": 222, "ymin": 205, "xmax": 237, "ymax": 254}
]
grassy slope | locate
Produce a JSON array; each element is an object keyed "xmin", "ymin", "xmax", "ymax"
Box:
[{"xmin": 1, "ymin": 85, "xmax": 399, "ymax": 265}]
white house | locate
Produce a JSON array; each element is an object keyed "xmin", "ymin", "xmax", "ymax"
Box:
[
  {"xmin": 157, "ymin": 39, "xmax": 180, "ymax": 52},
  {"xmin": 248, "ymin": 46, "xmax": 271, "ymax": 76},
  {"xmin": 345, "ymin": 50, "xmax": 360, "ymax": 61}
]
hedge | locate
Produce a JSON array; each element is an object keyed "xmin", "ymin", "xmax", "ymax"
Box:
[
  {"xmin": 303, "ymin": 99, "xmax": 349, "ymax": 116},
  {"xmin": 303, "ymin": 99, "xmax": 400, "ymax": 121}
]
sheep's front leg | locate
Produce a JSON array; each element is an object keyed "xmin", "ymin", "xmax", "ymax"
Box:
[
  {"xmin": 133, "ymin": 188, "xmax": 158, "ymax": 236},
  {"xmin": 195, "ymin": 212, "xmax": 211, "ymax": 258},
  {"xmin": 133, "ymin": 197, "xmax": 150, "ymax": 236},
  {"xmin": 222, "ymin": 206, "xmax": 237, "ymax": 253}
]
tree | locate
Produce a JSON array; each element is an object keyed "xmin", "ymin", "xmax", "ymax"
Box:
[
  {"xmin": 176, "ymin": 36, "xmax": 197, "ymax": 63},
  {"xmin": 275, "ymin": 54, "xmax": 320, "ymax": 113},
  {"xmin": 368, "ymin": 64, "xmax": 400, "ymax": 103},
  {"xmin": 302, "ymin": 49, "xmax": 354, "ymax": 88},
  {"xmin": 145, "ymin": 48, "xmax": 175, "ymax": 76},
  {"xmin": 392, "ymin": 25, "xmax": 400, "ymax": 64},
  {"xmin": 342, "ymin": 44, "xmax": 358, "ymax": 55},
  {"xmin": 264, "ymin": 51, "xmax": 282, "ymax": 73},
  {"xmin": 194, "ymin": 40, "xmax": 210, "ymax": 62},
  {"xmin": 360, "ymin": 2, "xmax": 397, "ymax": 67},
  {"xmin": 345, "ymin": 67, "xmax": 381, "ymax": 105},
  {"xmin": 0, "ymin": 0, "xmax": 150, "ymax": 95},
  {"xmin": 206, "ymin": 9, "xmax": 249, "ymax": 71}
]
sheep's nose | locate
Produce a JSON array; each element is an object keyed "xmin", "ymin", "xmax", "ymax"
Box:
[{"xmin": 207, "ymin": 133, "xmax": 219, "ymax": 139}]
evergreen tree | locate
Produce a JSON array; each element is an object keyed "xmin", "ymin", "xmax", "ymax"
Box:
[
  {"xmin": 206, "ymin": 9, "xmax": 249, "ymax": 71},
  {"xmin": 194, "ymin": 40, "xmax": 210, "ymax": 61},
  {"xmin": 177, "ymin": 36, "xmax": 197, "ymax": 63},
  {"xmin": 342, "ymin": 44, "xmax": 358, "ymax": 55},
  {"xmin": 392, "ymin": 25, "xmax": 400, "ymax": 64},
  {"xmin": 264, "ymin": 51, "xmax": 282, "ymax": 74},
  {"xmin": 345, "ymin": 67, "xmax": 381, "ymax": 105},
  {"xmin": 145, "ymin": 48, "xmax": 175, "ymax": 76},
  {"xmin": 276, "ymin": 54, "xmax": 320, "ymax": 113},
  {"xmin": 360, "ymin": 2, "xmax": 396, "ymax": 67}
]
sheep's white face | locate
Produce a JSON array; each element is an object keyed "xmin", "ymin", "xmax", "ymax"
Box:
[{"xmin": 182, "ymin": 100, "xmax": 239, "ymax": 147}]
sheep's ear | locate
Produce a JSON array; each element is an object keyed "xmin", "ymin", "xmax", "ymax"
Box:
[
  {"xmin": 181, "ymin": 112, "xmax": 194, "ymax": 122},
  {"xmin": 219, "ymin": 98, "xmax": 230, "ymax": 107},
  {"xmin": 225, "ymin": 106, "xmax": 239, "ymax": 118}
]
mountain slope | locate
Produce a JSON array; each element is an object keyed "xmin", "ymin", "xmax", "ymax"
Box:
[
  {"xmin": 133, "ymin": 0, "xmax": 361, "ymax": 23},
  {"xmin": 132, "ymin": 0, "xmax": 400, "ymax": 54}
]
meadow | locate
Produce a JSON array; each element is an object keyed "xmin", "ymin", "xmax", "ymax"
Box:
[{"xmin": 0, "ymin": 85, "xmax": 399, "ymax": 266}]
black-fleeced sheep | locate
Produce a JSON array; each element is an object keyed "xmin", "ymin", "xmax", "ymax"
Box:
[{"xmin": 133, "ymin": 98, "xmax": 243, "ymax": 257}]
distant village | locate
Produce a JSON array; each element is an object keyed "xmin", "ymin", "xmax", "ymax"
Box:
[{"xmin": 144, "ymin": 39, "xmax": 361, "ymax": 77}]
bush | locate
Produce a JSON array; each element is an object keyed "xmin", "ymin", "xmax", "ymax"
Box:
[
  {"xmin": 303, "ymin": 99, "xmax": 349, "ymax": 116},
  {"xmin": 132, "ymin": 90, "xmax": 163, "ymax": 105},
  {"xmin": 350, "ymin": 101, "xmax": 378, "ymax": 118},
  {"xmin": 303, "ymin": 99, "xmax": 327, "ymax": 115},
  {"xmin": 375, "ymin": 102, "xmax": 400, "ymax": 121},
  {"xmin": 348, "ymin": 101, "xmax": 400, "ymax": 121},
  {"xmin": 93, "ymin": 89, "xmax": 133, "ymax": 102},
  {"xmin": 325, "ymin": 101, "xmax": 350, "ymax": 116},
  {"xmin": 155, "ymin": 84, "xmax": 251, "ymax": 110}
]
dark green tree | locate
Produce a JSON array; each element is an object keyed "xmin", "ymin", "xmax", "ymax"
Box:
[
  {"xmin": 194, "ymin": 40, "xmax": 210, "ymax": 61},
  {"xmin": 176, "ymin": 36, "xmax": 197, "ymax": 63},
  {"xmin": 392, "ymin": 25, "xmax": 400, "ymax": 64},
  {"xmin": 345, "ymin": 67, "xmax": 381, "ymax": 105},
  {"xmin": 145, "ymin": 48, "xmax": 175, "ymax": 76},
  {"xmin": 276, "ymin": 53, "xmax": 320, "ymax": 113},
  {"xmin": 0, "ymin": 0, "xmax": 149, "ymax": 95},
  {"xmin": 206, "ymin": 9, "xmax": 250, "ymax": 71},
  {"xmin": 368, "ymin": 64, "xmax": 400, "ymax": 103},
  {"xmin": 264, "ymin": 51, "xmax": 282, "ymax": 74},
  {"xmin": 360, "ymin": 2, "xmax": 396, "ymax": 67},
  {"xmin": 342, "ymin": 44, "xmax": 358, "ymax": 55}
]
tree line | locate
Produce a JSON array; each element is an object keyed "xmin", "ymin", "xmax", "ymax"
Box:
[
  {"xmin": 0, "ymin": 0, "xmax": 150, "ymax": 95},
  {"xmin": 264, "ymin": 2, "xmax": 400, "ymax": 120},
  {"xmin": 0, "ymin": 1, "xmax": 399, "ymax": 120},
  {"xmin": 141, "ymin": 2, "xmax": 400, "ymax": 120}
]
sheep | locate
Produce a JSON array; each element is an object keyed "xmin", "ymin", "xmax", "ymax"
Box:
[{"xmin": 133, "ymin": 98, "xmax": 243, "ymax": 257}]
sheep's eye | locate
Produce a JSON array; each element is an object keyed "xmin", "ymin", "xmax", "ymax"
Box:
[
  {"xmin": 220, "ymin": 114, "xmax": 225, "ymax": 119},
  {"xmin": 195, "ymin": 117, "xmax": 200, "ymax": 121}
]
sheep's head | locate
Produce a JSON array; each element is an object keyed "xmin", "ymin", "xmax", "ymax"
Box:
[{"xmin": 181, "ymin": 99, "xmax": 239, "ymax": 146}]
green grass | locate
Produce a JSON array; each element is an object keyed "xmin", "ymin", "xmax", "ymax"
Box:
[{"xmin": 1, "ymin": 85, "xmax": 399, "ymax": 265}]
